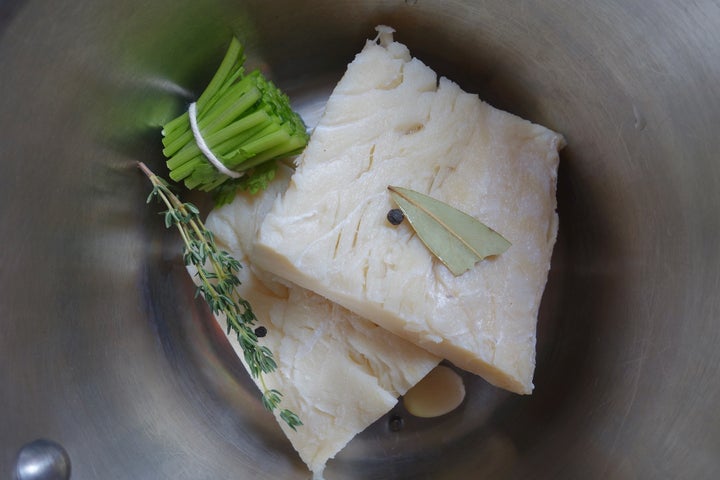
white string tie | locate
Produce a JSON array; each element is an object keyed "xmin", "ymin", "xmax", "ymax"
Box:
[{"xmin": 188, "ymin": 102, "xmax": 242, "ymax": 178}]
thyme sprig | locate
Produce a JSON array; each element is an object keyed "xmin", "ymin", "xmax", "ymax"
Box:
[{"xmin": 139, "ymin": 161, "xmax": 302, "ymax": 431}]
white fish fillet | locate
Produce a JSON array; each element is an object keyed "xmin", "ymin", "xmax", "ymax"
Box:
[
  {"xmin": 203, "ymin": 165, "xmax": 439, "ymax": 478},
  {"xmin": 255, "ymin": 26, "xmax": 564, "ymax": 394}
]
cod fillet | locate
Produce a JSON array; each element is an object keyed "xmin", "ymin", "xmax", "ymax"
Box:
[
  {"xmin": 255, "ymin": 26, "xmax": 564, "ymax": 394},
  {"xmin": 203, "ymin": 165, "xmax": 439, "ymax": 479}
]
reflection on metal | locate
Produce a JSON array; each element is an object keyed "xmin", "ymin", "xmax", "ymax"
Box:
[{"xmin": 15, "ymin": 440, "xmax": 71, "ymax": 480}]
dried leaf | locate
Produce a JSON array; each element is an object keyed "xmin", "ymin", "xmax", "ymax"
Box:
[{"xmin": 388, "ymin": 186, "xmax": 511, "ymax": 276}]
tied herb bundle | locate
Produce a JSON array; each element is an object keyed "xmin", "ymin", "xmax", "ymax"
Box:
[
  {"xmin": 161, "ymin": 37, "xmax": 309, "ymax": 205},
  {"xmin": 139, "ymin": 162, "xmax": 302, "ymax": 431}
]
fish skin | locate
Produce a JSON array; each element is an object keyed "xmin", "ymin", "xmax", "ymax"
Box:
[
  {"xmin": 255, "ymin": 27, "xmax": 564, "ymax": 395},
  {"xmin": 202, "ymin": 165, "xmax": 440, "ymax": 477}
]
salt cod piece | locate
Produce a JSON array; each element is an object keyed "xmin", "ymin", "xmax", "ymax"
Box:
[
  {"xmin": 204, "ymin": 165, "xmax": 440, "ymax": 479},
  {"xmin": 255, "ymin": 27, "xmax": 564, "ymax": 394}
]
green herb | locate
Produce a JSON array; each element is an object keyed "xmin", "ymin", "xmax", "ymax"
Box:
[
  {"xmin": 388, "ymin": 186, "xmax": 511, "ymax": 276},
  {"xmin": 139, "ymin": 162, "xmax": 302, "ymax": 431},
  {"xmin": 161, "ymin": 37, "xmax": 309, "ymax": 205}
]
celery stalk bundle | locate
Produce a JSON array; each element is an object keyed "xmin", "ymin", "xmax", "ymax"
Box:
[{"xmin": 161, "ymin": 38, "xmax": 308, "ymax": 204}]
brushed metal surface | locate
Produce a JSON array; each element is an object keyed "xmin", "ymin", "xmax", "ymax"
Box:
[{"xmin": 2, "ymin": 0, "xmax": 719, "ymax": 478}]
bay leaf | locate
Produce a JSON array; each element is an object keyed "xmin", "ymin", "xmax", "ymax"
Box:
[{"xmin": 388, "ymin": 186, "xmax": 511, "ymax": 276}]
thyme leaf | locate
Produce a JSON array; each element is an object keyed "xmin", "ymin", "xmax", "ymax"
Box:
[{"xmin": 139, "ymin": 162, "xmax": 302, "ymax": 431}]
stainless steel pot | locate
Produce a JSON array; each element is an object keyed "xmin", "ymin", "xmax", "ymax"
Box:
[{"xmin": 2, "ymin": 1, "xmax": 719, "ymax": 478}]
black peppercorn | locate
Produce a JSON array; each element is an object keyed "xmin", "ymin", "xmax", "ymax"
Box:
[
  {"xmin": 388, "ymin": 414, "xmax": 404, "ymax": 432},
  {"xmin": 254, "ymin": 326, "xmax": 267, "ymax": 338},
  {"xmin": 387, "ymin": 208, "xmax": 405, "ymax": 225}
]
